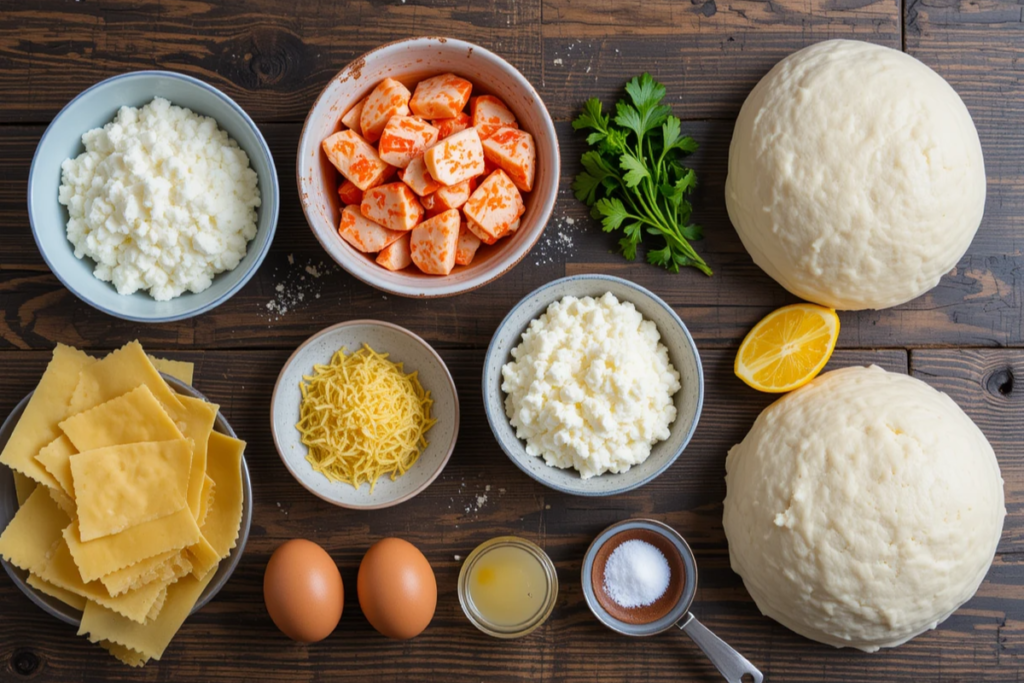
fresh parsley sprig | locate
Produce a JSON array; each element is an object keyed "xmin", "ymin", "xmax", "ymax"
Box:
[{"xmin": 571, "ymin": 74, "xmax": 710, "ymax": 275}]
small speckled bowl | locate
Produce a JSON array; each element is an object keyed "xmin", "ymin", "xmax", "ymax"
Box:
[
  {"xmin": 28, "ymin": 70, "xmax": 279, "ymax": 322},
  {"xmin": 271, "ymin": 320, "xmax": 459, "ymax": 509},
  {"xmin": 297, "ymin": 37, "xmax": 559, "ymax": 298},
  {"xmin": 482, "ymin": 274, "xmax": 704, "ymax": 496},
  {"xmin": 0, "ymin": 374, "xmax": 253, "ymax": 626}
]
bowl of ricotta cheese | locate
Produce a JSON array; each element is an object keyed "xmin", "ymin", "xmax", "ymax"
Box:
[
  {"xmin": 28, "ymin": 70, "xmax": 279, "ymax": 322},
  {"xmin": 483, "ymin": 274, "xmax": 704, "ymax": 496}
]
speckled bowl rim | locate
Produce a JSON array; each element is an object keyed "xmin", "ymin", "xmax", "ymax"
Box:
[
  {"xmin": 296, "ymin": 36, "xmax": 559, "ymax": 299},
  {"xmin": 482, "ymin": 274, "xmax": 705, "ymax": 497},
  {"xmin": 270, "ymin": 319, "xmax": 460, "ymax": 509},
  {"xmin": 27, "ymin": 70, "xmax": 280, "ymax": 323},
  {"xmin": 0, "ymin": 374, "xmax": 253, "ymax": 626}
]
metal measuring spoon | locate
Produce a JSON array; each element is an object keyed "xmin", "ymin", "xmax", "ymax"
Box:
[{"xmin": 582, "ymin": 519, "xmax": 763, "ymax": 683}]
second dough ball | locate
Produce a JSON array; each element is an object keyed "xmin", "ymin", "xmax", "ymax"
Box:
[{"xmin": 725, "ymin": 40, "xmax": 986, "ymax": 310}]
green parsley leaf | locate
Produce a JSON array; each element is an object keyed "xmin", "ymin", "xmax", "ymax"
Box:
[
  {"xmin": 619, "ymin": 154, "xmax": 650, "ymax": 188},
  {"xmin": 572, "ymin": 75, "xmax": 711, "ymax": 275}
]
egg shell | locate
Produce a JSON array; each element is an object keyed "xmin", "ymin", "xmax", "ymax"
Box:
[
  {"xmin": 264, "ymin": 539, "xmax": 344, "ymax": 643},
  {"xmin": 357, "ymin": 537, "xmax": 437, "ymax": 639}
]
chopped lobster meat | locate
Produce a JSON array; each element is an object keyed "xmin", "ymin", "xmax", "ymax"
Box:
[
  {"xmin": 337, "ymin": 179, "xmax": 363, "ymax": 206},
  {"xmin": 410, "ymin": 73, "xmax": 473, "ymax": 119},
  {"xmin": 378, "ymin": 116, "xmax": 440, "ymax": 168},
  {"xmin": 360, "ymin": 78, "xmax": 412, "ymax": 143},
  {"xmin": 471, "ymin": 95, "xmax": 518, "ymax": 139},
  {"xmin": 433, "ymin": 112, "xmax": 472, "ymax": 140},
  {"xmin": 341, "ymin": 96, "xmax": 367, "ymax": 135},
  {"xmin": 482, "ymin": 127, "xmax": 536, "ymax": 192},
  {"xmin": 376, "ymin": 233, "xmax": 413, "ymax": 271},
  {"xmin": 462, "ymin": 169, "xmax": 525, "ymax": 242},
  {"xmin": 398, "ymin": 155, "xmax": 442, "ymax": 197},
  {"xmin": 424, "ymin": 127, "xmax": 486, "ymax": 186},
  {"xmin": 455, "ymin": 223, "xmax": 482, "ymax": 266},
  {"xmin": 322, "ymin": 130, "xmax": 391, "ymax": 191},
  {"xmin": 420, "ymin": 191, "xmax": 443, "ymax": 218},
  {"xmin": 339, "ymin": 205, "xmax": 403, "ymax": 253},
  {"xmin": 361, "ymin": 182, "xmax": 424, "ymax": 232},
  {"xmin": 410, "ymin": 209, "xmax": 460, "ymax": 275},
  {"xmin": 464, "ymin": 217, "xmax": 500, "ymax": 245},
  {"xmin": 434, "ymin": 180, "xmax": 473, "ymax": 210}
]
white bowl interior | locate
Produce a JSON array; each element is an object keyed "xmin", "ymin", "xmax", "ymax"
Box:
[
  {"xmin": 297, "ymin": 37, "xmax": 559, "ymax": 297},
  {"xmin": 272, "ymin": 321, "xmax": 459, "ymax": 508},
  {"xmin": 29, "ymin": 71, "xmax": 279, "ymax": 322},
  {"xmin": 483, "ymin": 275, "xmax": 704, "ymax": 496}
]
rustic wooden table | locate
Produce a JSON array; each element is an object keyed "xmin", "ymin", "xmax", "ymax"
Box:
[{"xmin": 1, "ymin": 1, "xmax": 1021, "ymax": 681}]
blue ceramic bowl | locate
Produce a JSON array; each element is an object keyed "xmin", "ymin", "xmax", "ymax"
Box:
[
  {"xmin": 482, "ymin": 274, "xmax": 704, "ymax": 497},
  {"xmin": 28, "ymin": 71, "xmax": 279, "ymax": 322}
]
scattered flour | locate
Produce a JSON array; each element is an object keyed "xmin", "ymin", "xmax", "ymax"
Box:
[{"xmin": 261, "ymin": 254, "xmax": 337, "ymax": 321}]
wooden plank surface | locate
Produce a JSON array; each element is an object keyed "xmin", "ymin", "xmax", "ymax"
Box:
[
  {"xmin": 1, "ymin": 0, "xmax": 1023, "ymax": 680},
  {"xmin": 2, "ymin": 118, "xmax": 1021, "ymax": 350}
]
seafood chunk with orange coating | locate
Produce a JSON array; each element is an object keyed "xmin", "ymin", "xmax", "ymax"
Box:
[
  {"xmin": 471, "ymin": 95, "xmax": 517, "ymax": 139},
  {"xmin": 376, "ymin": 233, "xmax": 413, "ymax": 271},
  {"xmin": 463, "ymin": 169, "xmax": 525, "ymax": 242},
  {"xmin": 341, "ymin": 96, "xmax": 367, "ymax": 135},
  {"xmin": 322, "ymin": 130, "xmax": 392, "ymax": 191},
  {"xmin": 424, "ymin": 128, "xmax": 485, "ymax": 186},
  {"xmin": 361, "ymin": 182, "xmax": 425, "ymax": 232},
  {"xmin": 398, "ymin": 155, "xmax": 442, "ymax": 197},
  {"xmin": 410, "ymin": 209, "xmax": 460, "ymax": 275},
  {"xmin": 455, "ymin": 223, "xmax": 482, "ymax": 266},
  {"xmin": 410, "ymin": 73, "xmax": 473, "ymax": 119},
  {"xmin": 337, "ymin": 179, "xmax": 363, "ymax": 206},
  {"xmin": 339, "ymin": 205, "xmax": 403, "ymax": 253},
  {"xmin": 482, "ymin": 127, "xmax": 536, "ymax": 192},
  {"xmin": 378, "ymin": 116, "xmax": 440, "ymax": 168},
  {"xmin": 433, "ymin": 112, "xmax": 471, "ymax": 140},
  {"xmin": 360, "ymin": 78, "xmax": 412, "ymax": 143},
  {"xmin": 434, "ymin": 179, "xmax": 473, "ymax": 210}
]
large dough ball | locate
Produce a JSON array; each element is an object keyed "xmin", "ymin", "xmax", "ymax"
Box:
[
  {"xmin": 723, "ymin": 365, "xmax": 1004, "ymax": 651},
  {"xmin": 725, "ymin": 40, "xmax": 986, "ymax": 310}
]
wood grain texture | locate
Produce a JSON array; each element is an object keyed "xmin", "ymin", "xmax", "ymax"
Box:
[
  {"xmin": 1, "ymin": 0, "xmax": 1022, "ymax": 680},
  {"xmin": 2, "ymin": 118, "xmax": 1020, "ymax": 351},
  {"xmin": 0, "ymin": 0, "xmax": 901, "ymax": 124}
]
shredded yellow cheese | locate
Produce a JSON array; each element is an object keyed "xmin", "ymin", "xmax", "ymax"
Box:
[{"xmin": 296, "ymin": 345, "xmax": 437, "ymax": 492}]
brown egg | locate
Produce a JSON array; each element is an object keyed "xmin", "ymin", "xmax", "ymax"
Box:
[
  {"xmin": 264, "ymin": 539, "xmax": 344, "ymax": 643},
  {"xmin": 357, "ymin": 537, "xmax": 436, "ymax": 639}
]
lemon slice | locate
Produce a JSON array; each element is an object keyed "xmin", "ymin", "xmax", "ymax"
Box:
[{"xmin": 734, "ymin": 303, "xmax": 840, "ymax": 393}]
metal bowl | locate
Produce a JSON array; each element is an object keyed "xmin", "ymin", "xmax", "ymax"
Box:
[{"xmin": 0, "ymin": 374, "xmax": 253, "ymax": 626}]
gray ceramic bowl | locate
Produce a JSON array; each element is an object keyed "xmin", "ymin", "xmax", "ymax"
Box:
[
  {"xmin": 28, "ymin": 70, "xmax": 279, "ymax": 322},
  {"xmin": 271, "ymin": 320, "xmax": 459, "ymax": 509},
  {"xmin": 483, "ymin": 274, "xmax": 704, "ymax": 496},
  {"xmin": 0, "ymin": 374, "xmax": 253, "ymax": 626}
]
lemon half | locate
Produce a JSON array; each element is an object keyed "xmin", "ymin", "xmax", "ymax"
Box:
[{"xmin": 734, "ymin": 303, "xmax": 840, "ymax": 393}]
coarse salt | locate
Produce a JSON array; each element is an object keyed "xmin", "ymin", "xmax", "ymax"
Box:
[{"xmin": 603, "ymin": 539, "xmax": 671, "ymax": 609}]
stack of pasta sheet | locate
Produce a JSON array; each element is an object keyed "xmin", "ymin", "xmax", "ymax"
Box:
[{"xmin": 0, "ymin": 341, "xmax": 246, "ymax": 667}]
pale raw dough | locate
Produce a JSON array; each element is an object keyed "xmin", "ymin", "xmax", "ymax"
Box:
[
  {"xmin": 725, "ymin": 40, "xmax": 986, "ymax": 310},
  {"xmin": 723, "ymin": 365, "xmax": 1005, "ymax": 652}
]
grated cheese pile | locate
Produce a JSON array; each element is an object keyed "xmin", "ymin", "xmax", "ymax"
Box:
[{"xmin": 296, "ymin": 345, "xmax": 436, "ymax": 492}]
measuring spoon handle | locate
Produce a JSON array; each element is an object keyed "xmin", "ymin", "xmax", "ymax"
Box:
[{"xmin": 678, "ymin": 613, "xmax": 764, "ymax": 683}]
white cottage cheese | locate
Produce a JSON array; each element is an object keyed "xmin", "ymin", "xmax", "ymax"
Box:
[
  {"xmin": 501, "ymin": 293, "xmax": 681, "ymax": 479},
  {"xmin": 58, "ymin": 97, "xmax": 260, "ymax": 301}
]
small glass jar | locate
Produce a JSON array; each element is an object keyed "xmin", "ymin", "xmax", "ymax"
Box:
[{"xmin": 457, "ymin": 536, "xmax": 558, "ymax": 639}]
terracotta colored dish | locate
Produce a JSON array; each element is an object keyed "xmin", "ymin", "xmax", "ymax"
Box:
[
  {"xmin": 591, "ymin": 527, "xmax": 687, "ymax": 626},
  {"xmin": 296, "ymin": 37, "xmax": 559, "ymax": 298}
]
